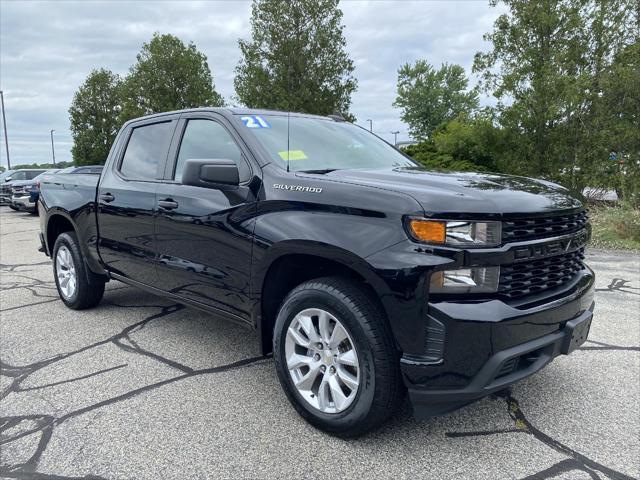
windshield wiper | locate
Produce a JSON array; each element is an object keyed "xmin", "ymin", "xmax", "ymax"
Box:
[{"xmin": 297, "ymin": 168, "xmax": 340, "ymax": 174}]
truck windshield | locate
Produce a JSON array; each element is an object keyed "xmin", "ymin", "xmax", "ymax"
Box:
[{"xmin": 237, "ymin": 114, "xmax": 416, "ymax": 172}]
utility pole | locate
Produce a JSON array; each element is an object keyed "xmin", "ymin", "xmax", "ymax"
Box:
[
  {"xmin": 366, "ymin": 119, "xmax": 372, "ymax": 132},
  {"xmin": 0, "ymin": 90, "xmax": 10, "ymax": 169},
  {"xmin": 50, "ymin": 129, "xmax": 56, "ymax": 165},
  {"xmin": 391, "ymin": 130, "xmax": 400, "ymax": 146}
]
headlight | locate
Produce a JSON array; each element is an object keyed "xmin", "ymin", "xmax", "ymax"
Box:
[
  {"xmin": 407, "ymin": 219, "xmax": 501, "ymax": 247},
  {"xmin": 430, "ymin": 266, "xmax": 500, "ymax": 294}
]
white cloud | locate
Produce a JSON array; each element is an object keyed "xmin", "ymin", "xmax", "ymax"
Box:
[{"xmin": 0, "ymin": 0, "xmax": 503, "ymax": 166}]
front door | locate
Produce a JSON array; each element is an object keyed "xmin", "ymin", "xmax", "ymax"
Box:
[
  {"xmin": 153, "ymin": 113, "xmax": 258, "ymax": 321},
  {"xmin": 97, "ymin": 118, "xmax": 177, "ymax": 285}
]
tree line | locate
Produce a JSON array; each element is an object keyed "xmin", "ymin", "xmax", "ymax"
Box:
[
  {"xmin": 69, "ymin": 0, "xmax": 638, "ymax": 203},
  {"xmin": 69, "ymin": 0, "xmax": 355, "ymax": 166}
]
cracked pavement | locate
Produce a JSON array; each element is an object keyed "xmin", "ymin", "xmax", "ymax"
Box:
[{"xmin": 0, "ymin": 206, "xmax": 638, "ymax": 480}]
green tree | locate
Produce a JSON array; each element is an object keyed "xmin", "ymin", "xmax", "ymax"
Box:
[
  {"xmin": 601, "ymin": 42, "xmax": 640, "ymax": 206},
  {"xmin": 120, "ymin": 33, "xmax": 224, "ymax": 122},
  {"xmin": 474, "ymin": 0, "xmax": 637, "ymax": 190},
  {"xmin": 403, "ymin": 113, "xmax": 511, "ymax": 173},
  {"xmin": 394, "ymin": 61, "xmax": 479, "ymax": 140},
  {"xmin": 69, "ymin": 68, "xmax": 123, "ymax": 166},
  {"xmin": 234, "ymin": 0, "xmax": 357, "ymax": 118}
]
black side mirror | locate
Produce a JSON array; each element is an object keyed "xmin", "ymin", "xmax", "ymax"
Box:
[{"xmin": 182, "ymin": 159, "xmax": 240, "ymax": 189}]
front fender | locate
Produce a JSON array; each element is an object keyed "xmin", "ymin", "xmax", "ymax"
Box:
[{"xmin": 251, "ymin": 202, "xmax": 456, "ymax": 356}]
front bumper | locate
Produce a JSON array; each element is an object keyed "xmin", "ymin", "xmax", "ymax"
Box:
[
  {"xmin": 11, "ymin": 195, "xmax": 36, "ymax": 211},
  {"xmin": 403, "ymin": 268, "xmax": 595, "ymax": 417}
]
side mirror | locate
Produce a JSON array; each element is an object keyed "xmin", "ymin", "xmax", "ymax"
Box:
[
  {"xmin": 182, "ymin": 159, "xmax": 240, "ymax": 189},
  {"xmin": 4, "ymin": 177, "xmax": 12, "ymax": 182}
]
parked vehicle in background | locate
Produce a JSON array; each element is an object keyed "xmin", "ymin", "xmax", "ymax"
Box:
[
  {"xmin": 54, "ymin": 165, "xmax": 104, "ymax": 175},
  {"xmin": 38, "ymin": 108, "xmax": 594, "ymax": 437},
  {"xmin": 10, "ymin": 170, "xmax": 61, "ymax": 213},
  {"xmin": 0, "ymin": 170, "xmax": 15, "ymax": 182},
  {"xmin": 28, "ymin": 166, "xmax": 103, "ymax": 209},
  {"xmin": 1, "ymin": 169, "xmax": 47, "ymax": 207}
]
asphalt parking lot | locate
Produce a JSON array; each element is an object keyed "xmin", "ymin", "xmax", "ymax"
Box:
[{"xmin": 0, "ymin": 206, "xmax": 638, "ymax": 480}]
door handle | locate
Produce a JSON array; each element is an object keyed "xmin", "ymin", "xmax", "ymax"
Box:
[
  {"xmin": 99, "ymin": 193, "xmax": 115, "ymax": 203},
  {"xmin": 158, "ymin": 199, "xmax": 179, "ymax": 210}
]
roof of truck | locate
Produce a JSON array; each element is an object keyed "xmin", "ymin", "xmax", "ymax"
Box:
[{"xmin": 122, "ymin": 107, "xmax": 336, "ymax": 125}]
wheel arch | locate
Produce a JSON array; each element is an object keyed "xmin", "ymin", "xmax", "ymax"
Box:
[
  {"xmin": 45, "ymin": 209, "xmax": 107, "ymax": 278},
  {"xmin": 252, "ymin": 241, "xmax": 392, "ymax": 356},
  {"xmin": 45, "ymin": 211, "xmax": 76, "ymax": 255}
]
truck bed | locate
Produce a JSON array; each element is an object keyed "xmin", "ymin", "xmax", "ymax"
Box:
[{"xmin": 39, "ymin": 173, "xmax": 99, "ymax": 213}]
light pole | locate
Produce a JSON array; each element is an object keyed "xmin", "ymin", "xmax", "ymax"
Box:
[
  {"xmin": 366, "ymin": 119, "xmax": 372, "ymax": 132},
  {"xmin": 391, "ymin": 130, "xmax": 400, "ymax": 146},
  {"xmin": 0, "ymin": 90, "xmax": 10, "ymax": 169},
  {"xmin": 50, "ymin": 129, "xmax": 56, "ymax": 165}
]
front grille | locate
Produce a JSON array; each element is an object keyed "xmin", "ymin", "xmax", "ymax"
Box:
[
  {"xmin": 502, "ymin": 211, "xmax": 588, "ymax": 243},
  {"xmin": 498, "ymin": 248, "xmax": 585, "ymax": 299}
]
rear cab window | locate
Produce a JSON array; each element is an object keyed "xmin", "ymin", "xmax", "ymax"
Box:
[{"xmin": 119, "ymin": 121, "xmax": 174, "ymax": 181}]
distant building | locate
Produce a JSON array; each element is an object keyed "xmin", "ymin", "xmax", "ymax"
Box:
[{"xmin": 395, "ymin": 140, "xmax": 418, "ymax": 149}]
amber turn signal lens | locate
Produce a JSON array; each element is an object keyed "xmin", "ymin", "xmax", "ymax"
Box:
[{"xmin": 409, "ymin": 220, "xmax": 446, "ymax": 244}]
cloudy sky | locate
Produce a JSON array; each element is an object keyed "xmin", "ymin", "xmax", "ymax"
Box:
[{"xmin": 0, "ymin": 0, "xmax": 505, "ymax": 167}]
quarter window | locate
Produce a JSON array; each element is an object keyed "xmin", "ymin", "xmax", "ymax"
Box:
[
  {"xmin": 175, "ymin": 120, "xmax": 249, "ymax": 183},
  {"xmin": 120, "ymin": 122, "xmax": 174, "ymax": 180}
]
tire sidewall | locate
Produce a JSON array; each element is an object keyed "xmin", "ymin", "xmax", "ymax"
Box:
[
  {"xmin": 274, "ymin": 286, "xmax": 377, "ymax": 432},
  {"xmin": 53, "ymin": 233, "xmax": 83, "ymax": 308}
]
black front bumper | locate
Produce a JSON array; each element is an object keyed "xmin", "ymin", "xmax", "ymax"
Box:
[{"xmin": 403, "ymin": 269, "xmax": 595, "ymax": 418}]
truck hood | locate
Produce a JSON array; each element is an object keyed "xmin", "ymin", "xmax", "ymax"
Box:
[{"xmin": 320, "ymin": 167, "xmax": 582, "ymax": 216}]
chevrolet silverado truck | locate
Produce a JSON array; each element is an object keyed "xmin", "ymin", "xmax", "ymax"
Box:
[{"xmin": 38, "ymin": 108, "xmax": 594, "ymax": 437}]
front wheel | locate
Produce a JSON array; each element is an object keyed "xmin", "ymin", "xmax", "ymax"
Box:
[
  {"xmin": 273, "ymin": 277, "xmax": 403, "ymax": 437},
  {"xmin": 52, "ymin": 232, "xmax": 106, "ymax": 309}
]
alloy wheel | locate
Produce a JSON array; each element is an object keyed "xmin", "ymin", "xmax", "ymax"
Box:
[
  {"xmin": 56, "ymin": 245, "xmax": 77, "ymax": 299},
  {"xmin": 285, "ymin": 308, "xmax": 360, "ymax": 414}
]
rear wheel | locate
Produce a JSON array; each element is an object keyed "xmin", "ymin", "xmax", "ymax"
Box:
[
  {"xmin": 9, "ymin": 205, "xmax": 18, "ymax": 211},
  {"xmin": 53, "ymin": 232, "xmax": 105, "ymax": 309},
  {"xmin": 273, "ymin": 277, "xmax": 403, "ymax": 437}
]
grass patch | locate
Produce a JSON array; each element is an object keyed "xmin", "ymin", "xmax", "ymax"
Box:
[{"xmin": 588, "ymin": 205, "xmax": 640, "ymax": 252}]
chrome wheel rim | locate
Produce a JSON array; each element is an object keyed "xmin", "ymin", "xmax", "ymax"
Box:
[
  {"xmin": 55, "ymin": 246, "xmax": 77, "ymax": 299},
  {"xmin": 285, "ymin": 308, "xmax": 360, "ymax": 414}
]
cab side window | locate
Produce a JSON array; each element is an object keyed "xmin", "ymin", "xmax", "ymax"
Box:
[
  {"xmin": 174, "ymin": 120, "xmax": 250, "ymax": 183},
  {"xmin": 120, "ymin": 122, "xmax": 174, "ymax": 181},
  {"xmin": 26, "ymin": 171, "xmax": 44, "ymax": 180}
]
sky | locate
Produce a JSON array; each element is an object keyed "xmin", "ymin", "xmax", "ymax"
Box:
[{"xmin": 0, "ymin": 0, "xmax": 505, "ymax": 167}]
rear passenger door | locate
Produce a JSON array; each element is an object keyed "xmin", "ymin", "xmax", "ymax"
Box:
[
  {"xmin": 97, "ymin": 117, "xmax": 177, "ymax": 285},
  {"xmin": 153, "ymin": 112, "xmax": 258, "ymax": 321}
]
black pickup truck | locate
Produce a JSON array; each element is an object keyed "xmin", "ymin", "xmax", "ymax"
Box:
[{"xmin": 39, "ymin": 108, "xmax": 594, "ymax": 437}]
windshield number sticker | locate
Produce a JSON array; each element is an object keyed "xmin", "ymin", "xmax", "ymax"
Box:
[{"xmin": 241, "ymin": 115, "xmax": 271, "ymax": 129}]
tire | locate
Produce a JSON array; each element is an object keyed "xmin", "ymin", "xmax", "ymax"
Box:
[
  {"xmin": 52, "ymin": 231, "xmax": 105, "ymax": 309},
  {"xmin": 9, "ymin": 205, "xmax": 19, "ymax": 211},
  {"xmin": 273, "ymin": 276, "xmax": 403, "ymax": 437}
]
